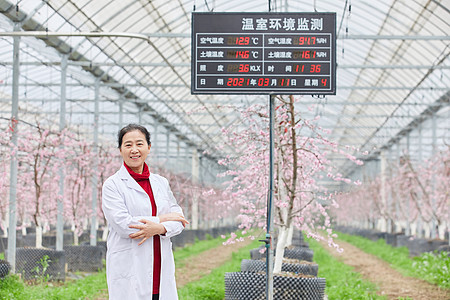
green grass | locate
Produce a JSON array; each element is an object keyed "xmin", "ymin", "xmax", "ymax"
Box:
[
  {"xmin": 307, "ymin": 238, "xmax": 386, "ymax": 299},
  {"xmin": 337, "ymin": 232, "xmax": 450, "ymax": 289},
  {"xmin": 0, "ymin": 269, "xmax": 108, "ymax": 300},
  {"xmin": 177, "ymin": 237, "xmax": 261, "ymax": 300},
  {"xmin": 0, "ymin": 233, "xmax": 249, "ymax": 300}
]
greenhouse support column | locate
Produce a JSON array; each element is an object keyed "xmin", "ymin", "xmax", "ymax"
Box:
[
  {"xmin": 7, "ymin": 22, "xmax": 21, "ymax": 273},
  {"xmin": 386, "ymin": 148, "xmax": 393, "ymax": 233},
  {"xmin": 166, "ymin": 131, "xmax": 170, "ymax": 166},
  {"xmin": 395, "ymin": 143, "xmax": 400, "ymax": 233},
  {"xmin": 199, "ymin": 155, "xmax": 204, "ymax": 228},
  {"xmin": 90, "ymin": 78, "xmax": 100, "ymax": 246},
  {"xmin": 154, "ymin": 124, "xmax": 158, "ymax": 164},
  {"xmin": 266, "ymin": 95, "xmax": 275, "ymax": 300},
  {"xmin": 118, "ymin": 95, "xmax": 123, "ymax": 129},
  {"xmin": 380, "ymin": 151, "xmax": 387, "ymax": 232},
  {"xmin": 176, "ymin": 140, "xmax": 181, "ymax": 171},
  {"xmin": 416, "ymin": 124, "xmax": 423, "ymax": 238},
  {"xmin": 191, "ymin": 148, "xmax": 199, "ymax": 230},
  {"xmin": 138, "ymin": 106, "xmax": 142, "ymax": 124},
  {"xmin": 56, "ymin": 54, "xmax": 68, "ymax": 251},
  {"xmin": 405, "ymin": 133, "xmax": 411, "ymax": 236},
  {"xmin": 183, "ymin": 145, "xmax": 190, "ymax": 218},
  {"xmin": 431, "ymin": 113, "xmax": 437, "ymax": 239}
]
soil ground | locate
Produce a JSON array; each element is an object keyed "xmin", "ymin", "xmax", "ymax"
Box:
[
  {"xmin": 322, "ymin": 239, "xmax": 450, "ymax": 300},
  {"xmin": 175, "ymin": 238, "xmax": 253, "ymax": 288}
]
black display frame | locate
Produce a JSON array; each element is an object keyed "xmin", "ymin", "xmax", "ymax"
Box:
[{"xmin": 191, "ymin": 12, "xmax": 336, "ymax": 95}]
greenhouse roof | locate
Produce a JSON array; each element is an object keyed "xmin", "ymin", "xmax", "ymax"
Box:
[{"xmin": 0, "ymin": 0, "xmax": 449, "ymax": 178}]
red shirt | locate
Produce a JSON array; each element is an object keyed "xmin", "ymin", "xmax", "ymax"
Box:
[{"xmin": 124, "ymin": 162, "xmax": 161, "ymax": 295}]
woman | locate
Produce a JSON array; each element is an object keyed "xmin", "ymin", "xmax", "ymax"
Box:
[{"xmin": 102, "ymin": 124, "xmax": 188, "ymax": 300}]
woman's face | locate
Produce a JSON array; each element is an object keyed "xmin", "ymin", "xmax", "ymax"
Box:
[{"xmin": 119, "ymin": 130, "xmax": 151, "ymax": 174}]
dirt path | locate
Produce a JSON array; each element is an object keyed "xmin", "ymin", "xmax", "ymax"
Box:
[
  {"xmin": 175, "ymin": 238, "xmax": 253, "ymax": 288},
  {"xmin": 322, "ymin": 239, "xmax": 450, "ymax": 300},
  {"xmin": 94, "ymin": 239, "xmax": 252, "ymax": 299}
]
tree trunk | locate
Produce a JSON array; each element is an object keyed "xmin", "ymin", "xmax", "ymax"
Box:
[
  {"xmin": 273, "ymin": 225, "xmax": 288, "ymax": 273},
  {"xmin": 73, "ymin": 232, "xmax": 79, "ymax": 245},
  {"xmin": 102, "ymin": 225, "xmax": 108, "ymax": 241},
  {"xmin": 2, "ymin": 217, "xmax": 7, "ymax": 238},
  {"xmin": 191, "ymin": 193, "xmax": 199, "ymax": 229},
  {"xmin": 286, "ymin": 223, "xmax": 294, "ymax": 247},
  {"xmin": 35, "ymin": 219, "xmax": 43, "ymax": 248}
]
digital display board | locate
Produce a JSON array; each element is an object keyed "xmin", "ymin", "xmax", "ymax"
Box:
[{"xmin": 191, "ymin": 12, "xmax": 336, "ymax": 95}]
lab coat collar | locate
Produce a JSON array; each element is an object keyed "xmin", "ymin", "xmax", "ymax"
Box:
[
  {"xmin": 118, "ymin": 164, "xmax": 162, "ymax": 197},
  {"xmin": 118, "ymin": 164, "xmax": 145, "ymax": 193}
]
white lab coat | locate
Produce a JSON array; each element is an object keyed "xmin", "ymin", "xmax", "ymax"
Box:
[{"xmin": 102, "ymin": 164, "xmax": 184, "ymax": 300}]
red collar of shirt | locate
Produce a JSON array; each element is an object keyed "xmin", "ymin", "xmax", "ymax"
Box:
[{"xmin": 124, "ymin": 162, "xmax": 150, "ymax": 181}]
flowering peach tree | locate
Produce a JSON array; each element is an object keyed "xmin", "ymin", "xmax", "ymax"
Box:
[{"xmin": 218, "ymin": 95, "xmax": 363, "ymax": 272}]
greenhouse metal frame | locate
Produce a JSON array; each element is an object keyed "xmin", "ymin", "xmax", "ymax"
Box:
[{"xmin": 0, "ymin": 0, "xmax": 448, "ymax": 281}]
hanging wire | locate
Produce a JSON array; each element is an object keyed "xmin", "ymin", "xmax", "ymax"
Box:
[
  {"xmin": 46, "ymin": 0, "xmax": 49, "ymax": 33},
  {"xmin": 348, "ymin": 0, "xmax": 352, "ymax": 17},
  {"xmin": 345, "ymin": 0, "xmax": 351, "ymax": 38},
  {"xmin": 337, "ymin": 0, "xmax": 348, "ymax": 37},
  {"xmin": 204, "ymin": 0, "xmax": 213, "ymax": 12},
  {"xmin": 269, "ymin": 0, "xmax": 279, "ymax": 12},
  {"xmin": 337, "ymin": 0, "xmax": 349, "ymax": 59}
]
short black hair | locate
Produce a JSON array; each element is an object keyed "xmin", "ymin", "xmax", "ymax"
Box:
[{"xmin": 117, "ymin": 124, "xmax": 151, "ymax": 148}]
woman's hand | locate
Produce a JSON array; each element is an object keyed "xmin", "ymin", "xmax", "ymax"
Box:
[
  {"xmin": 159, "ymin": 212, "xmax": 190, "ymax": 227},
  {"xmin": 129, "ymin": 219, "xmax": 167, "ymax": 246}
]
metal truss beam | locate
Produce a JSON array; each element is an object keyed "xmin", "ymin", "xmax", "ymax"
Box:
[
  {"xmin": 0, "ymin": 3, "xmax": 223, "ymax": 162},
  {"xmin": 1, "ymin": 82, "xmax": 447, "ymax": 91},
  {"xmin": 0, "ymin": 97, "xmax": 440, "ymax": 107},
  {"xmin": 4, "ymin": 32, "xmax": 443, "ymax": 40},
  {"xmin": 2, "ymin": 107, "xmax": 434, "ymax": 120},
  {"xmin": 342, "ymin": 91, "xmax": 450, "ymax": 177},
  {"xmin": 2, "ymin": 61, "xmax": 450, "ymax": 70}
]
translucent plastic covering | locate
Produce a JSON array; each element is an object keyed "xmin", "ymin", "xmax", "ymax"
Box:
[{"xmin": 0, "ymin": 0, "xmax": 448, "ymax": 179}]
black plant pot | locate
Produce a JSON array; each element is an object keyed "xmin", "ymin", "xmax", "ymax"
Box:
[
  {"xmin": 241, "ymin": 259, "xmax": 318, "ymax": 276},
  {"xmin": 437, "ymin": 245, "xmax": 450, "ymax": 256},
  {"xmin": 171, "ymin": 233, "xmax": 186, "ymax": 249},
  {"xmin": 407, "ymin": 238, "xmax": 449, "ymax": 256},
  {"xmin": 225, "ymin": 272, "xmax": 326, "ymax": 300},
  {"xmin": 64, "ymin": 245, "xmax": 105, "ymax": 272},
  {"xmin": 382, "ymin": 233, "xmax": 398, "ymax": 247},
  {"xmin": 6, "ymin": 247, "xmax": 65, "ymax": 281},
  {"xmin": 291, "ymin": 240, "xmax": 309, "ymax": 248},
  {"xmin": 0, "ymin": 237, "xmax": 7, "ymax": 253},
  {"xmin": 250, "ymin": 246, "xmax": 314, "ymax": 262},
  {"xmin": 273, "ymin": 237, "xmax": 309, "ymax": 249},
  {"xmin": 0, "ymin": 259, "xmax": 11, "ymax": 278}
]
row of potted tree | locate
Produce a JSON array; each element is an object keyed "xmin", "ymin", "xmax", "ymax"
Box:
[
  {"xmin": 211, "ymin": 96, "xmax": 365, "ymax": 299},
  {"xmin": 0, "ymin": 121, "xmax": 235, "ymax": 248},
  {"xmin": 0, "ymin": 120, "xmax": 237, "ymax": 281},
  {"xmin": 333, "ymin": 148, "xmax": 449, "ymax": 243}
]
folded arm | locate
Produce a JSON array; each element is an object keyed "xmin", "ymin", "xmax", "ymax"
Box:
[{"xmin": 102, "ymin": 181, "xmax": 159, "ymax": 239}]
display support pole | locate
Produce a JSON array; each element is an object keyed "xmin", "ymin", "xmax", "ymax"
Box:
[{"xmin": 265, "ymin": 94, "xmax": 275, "ymax": 300}]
